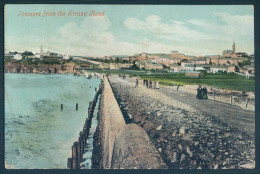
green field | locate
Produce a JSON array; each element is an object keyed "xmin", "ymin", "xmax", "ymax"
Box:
[{"xmin": 86, "ymin": 69, "xmax": 255, "ymax": 92}]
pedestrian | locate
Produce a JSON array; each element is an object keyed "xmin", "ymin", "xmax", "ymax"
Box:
[
  {"xmin": 155, "ymin": 81, "xmax": 159, "ymax": 89},
  {"xmin": 135, "ymin": 78, "xmax": 139, "ymax": 88},
  {"xmin": 153, "ymin": 81, "xmax": 156, "ymax": 89},
  {"xmin": 149, "ymin": 80, "xmax": 152, "ymax": 89},
  {"xmin": 143, "ymin": 79, "xmax": 145, "ymax": 86},
  {"xmin": 146, "ymin": 80, "xmax": 149, "ymax": 88}
]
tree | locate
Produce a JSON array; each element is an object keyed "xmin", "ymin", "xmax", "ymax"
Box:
[
  {"xmin": 235, "ymin": 65, "xmax": 239, "ymax": 72},
  {"xmin": 180, "ymin": 59, "xmax": 188, "ymax": 63},
  {"xmin": 22, "ymin": 51, "xmax": 34, "ymax": 56},
  {"xmin": 238, "ymin": 60, "xmax": 250, "ymax": 67}
]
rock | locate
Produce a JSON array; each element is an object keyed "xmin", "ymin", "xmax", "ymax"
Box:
[
  {"xmin": 186, "ymin": 146, "xmax": 193, "ymax": 158},
  {"xmin": 156, "ymin": 125, "xmax": 162, "ymax": 131},
  {"xmin": 214, "ymin": 164, "xmax": 219, "ymax": 169},
  {"xmin": 178, "ymin": 144, "xmax": 183, "ymax": 151},
  {"xmin": 199, "ymin": 154, "xmax": 210, "ymax": 161},
  {"xmin": 165, "ymin": 144, "xmax": 172, "ymax": 151},
  {"xmin": 179, "ymin": 127, "xmax": 187, "ymax": 134},
  {"xmin": 224, "ymin": 152, "xmax": 229, "ymax": 156},
  {"xmin": 172, "ymin": 131, "xmax": 176, "ymax": 137},
  {"xmin": 170, "ymin": 152, "xmax": 178, "ymax": 163},
  {"xmin": 239, "ymin": 162, "xmax": 255, "ymax": 169},
  {"xmin": 180, "ymin": 154, "xmax": 186, "ymax": 163},
  {"xmin": 194, "ymin": 141, "xmax": 199, "ymax": 147},
  {"xmin": 157, "ymin": 112, "xmax": 162, "ymax": 117},
  {"xmin": 158, "ymin": 148, "xmax": 162, "ymax": 152},
  {"xmin": 152, "ymin": 132, "xmax": 160, "ymax": 138},
  {"xmin": 209, "ymin": 152, "xmax": 215, "ymax": 159},
  {"xmin": 225, "ymin": 133, "xmax": 231, "ymax": 138}
]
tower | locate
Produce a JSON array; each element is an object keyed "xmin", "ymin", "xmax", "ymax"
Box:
[
  {"xmin": 40, "ymin": 44, "xmax": 43, "ymax": 54},
  {"xmin": 233, "ymin": 40, "xmax": 236, "ymax": 54}
]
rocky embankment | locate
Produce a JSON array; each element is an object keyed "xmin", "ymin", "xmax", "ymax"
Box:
[
  {"xmin": 109, "ymin": 76, "xmax": 255, "ymax": 169},
  {"xmin": 5, "ymin": 62, "xmax": 80, "ymax": 74}
]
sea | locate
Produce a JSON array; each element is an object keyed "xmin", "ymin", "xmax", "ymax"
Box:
[{"xmin": 5, "ymin": 73, "xmax": 101, "ymax": 169}]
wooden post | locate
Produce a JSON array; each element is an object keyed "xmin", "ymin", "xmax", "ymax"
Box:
[
  {"xmin": 77, "ymin": 141, "xmax": 81, "ymax": 168},
  {"xmin": 80, "ymin": 131, "xmax": 84, "ymax": 159},
  {"xmin": 72, "ymin": 142, "xmax": 78, "ymax": 169},
  {"xmin": 246, "ymin": 98, "xmax": 249, "ymax": 108},
  {"xmin": 67, "ymin": 158, "xmax": 72, "ymax": 169},
  {"xmin": 76, "ymin": 103, "xmax": 78, "ymax": 111},
  {"xmin": 61, "ymin": 104, "xmax": 63, "ymax": 110},
  {"xmin": 230, "ymin": 95, "xmax": 233, "ymax": 105}
]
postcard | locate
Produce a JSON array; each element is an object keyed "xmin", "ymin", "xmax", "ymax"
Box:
[{"xmin": 4, "ymin": 4, "xmax": 255, "ymax": 170}]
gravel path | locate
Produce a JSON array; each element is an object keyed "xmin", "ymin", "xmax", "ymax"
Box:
[{"xmin": 109, "ymin": 75, "xmax": 255, "ymax": 169}]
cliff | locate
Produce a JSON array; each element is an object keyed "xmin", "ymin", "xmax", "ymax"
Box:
[{"xmin": 5, "ymin": 62, "xmax": 80, "ymax": 74}]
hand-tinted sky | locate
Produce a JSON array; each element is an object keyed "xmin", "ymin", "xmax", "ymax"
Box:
[{"xmin": 5, "ymin": 5, "xmax": 254, "ymax": 57}]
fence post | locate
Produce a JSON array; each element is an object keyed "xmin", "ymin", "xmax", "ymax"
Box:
[
  {"xmin": 246, "ymin": 98, "xmax": 249, "ymax": 108},
  {"xmin": 72, "ymin": 142, "xmax": 78, "ymax": 169},
  {"xmin": 67, "ymin": 158, "xmax": 72, "ymax": 169}
]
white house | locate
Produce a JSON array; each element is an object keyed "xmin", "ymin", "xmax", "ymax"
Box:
[
  {"xmin": 210, "ymin": 65, "xmax": 227, "ymax": 73},
  {"xmin": 63, "ymin": 55, "xmax": 71, "ymax": 59},
  {"xmin": 35, "ymin": 53, "xmax": 41, "ymax": 58},
  {"xmin": 14, "ymin": 53, "xmax": 22, "ymax": 60}
]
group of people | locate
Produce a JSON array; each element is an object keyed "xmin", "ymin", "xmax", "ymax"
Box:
[
  {"xmin": 197, "ymin": 85, "xmax": 208, "ymax": 99},
  {"xmin": 142, "ymin": 79, "xmax": 159, "ymax": 89},
  {"xmin": 119, "ymin": 74, "xmax": 126, "ymax": 79}
]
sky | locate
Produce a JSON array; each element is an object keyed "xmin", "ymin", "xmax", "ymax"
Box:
[{"xmin": 5, "ymin": 5, "xmax": 254, "ymax": 57}]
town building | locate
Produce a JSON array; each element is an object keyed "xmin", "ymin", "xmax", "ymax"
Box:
[{"xmin": 14, "ymin": 53, "xmax": 22, "ymax": 60}]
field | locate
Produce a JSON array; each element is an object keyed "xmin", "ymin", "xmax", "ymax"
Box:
[{"xmin": 86, "ymin": 69, "xmax": 255, "ymax": 92}]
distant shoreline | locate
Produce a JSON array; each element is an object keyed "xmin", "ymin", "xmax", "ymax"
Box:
[{"xmin": 4, "ymin": 62, "xmax": 81, "ymax": 75}]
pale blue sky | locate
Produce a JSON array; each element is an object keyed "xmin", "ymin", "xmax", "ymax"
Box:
[{"xmin": 5, "ymin": 5, "xmax": 254, "ymax": 56}]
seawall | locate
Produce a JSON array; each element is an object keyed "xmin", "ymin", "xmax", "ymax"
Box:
[{"xmin": 92, "ymin": 76, "xmax": 167, "ymax": 169}]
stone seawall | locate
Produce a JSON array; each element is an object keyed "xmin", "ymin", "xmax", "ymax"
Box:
[{"xmin": 92, "ymin": 77, "xmax": 166, "ymax": 169}]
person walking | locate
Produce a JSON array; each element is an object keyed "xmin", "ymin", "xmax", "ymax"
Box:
[
  {"xmin": 135, "ymin": 78, "xmax": 139, "ymax": 88},
  {"xmin": 149, "ymin": 80, "xmax": 152, "ymax": 89}
]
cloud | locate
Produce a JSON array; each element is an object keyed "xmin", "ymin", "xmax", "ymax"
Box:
[
  {"xmin": 5, "ymin": 12, "xmax": 254, "ymax": 56},
  {"xmin": 214, "ymin": 12, "xmax": 254, "ymax": 36},
  {"xmin": 124, "ymin": 15, "xmax": 213, "ymax": 42},
  {"xmin": 186, "ymin": 19, "xmax": 209, "ymax": 27},
  {"xmin": 124, "ymin": 13, "xmax": 253, "ymax": 54}
]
